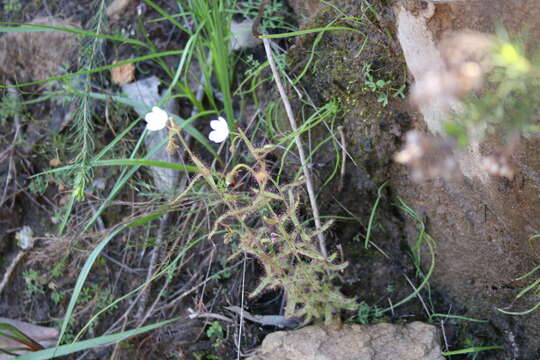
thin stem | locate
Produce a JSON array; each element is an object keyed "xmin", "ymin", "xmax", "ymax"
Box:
[{"xmin": 262, "ymin": 38, "xmax": 327, "ymax": 258}]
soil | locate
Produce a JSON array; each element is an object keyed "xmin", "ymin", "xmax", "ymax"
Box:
[{"xmin": 0, "ymin": 0, "xmax": 539, "ymax": 360}]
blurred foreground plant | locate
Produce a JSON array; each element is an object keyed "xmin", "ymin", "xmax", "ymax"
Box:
[
  {"xmin": 399, "ymin": 31, "xmax": 540, "ymax": 180},
  {"xmin": 447, "ymin": 36, "xmax": 540, "ymax": 146}
]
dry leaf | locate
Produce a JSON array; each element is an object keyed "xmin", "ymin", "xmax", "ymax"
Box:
[
  {"xmin": 106, "ymin": 0, "xmax": 132, "ymax": 18},
  {"xmin": 0, "ymin": 317, "xmax": 58, "ymax": 360},
  {"xmin": 110, "ymin": 61, "xmax": 135, "ymax": 85},
  {"xmin": 59, "ymin": 194, "xmax": 70, "ymax": 205},
  {"xmin": 49, "ymin": 157, "xmax": 61, "ymax": 167},
  {"xmin": 230, "ymin": 19, "xmax": 260, "ymax": 51}
]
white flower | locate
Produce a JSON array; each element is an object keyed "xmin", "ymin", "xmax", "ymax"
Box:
[
  {"xmin": 144, "ymin": 106, "xmax": 168, "ymax": 131},
  {"xmin": 208, "ymin": 116, "xmax": 229, "ymax": 143}
]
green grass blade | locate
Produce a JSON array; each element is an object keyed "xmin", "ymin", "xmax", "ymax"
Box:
[
  {"xmin": 73, "ymin": 230, "xmax": 215, "ymax": 341},
  {"xmin": 376, "ymin": 225, "xmax": 436, "ymax": 316},
  {"xmin": 0, "ymin": 51, "xmax": 181, "ymax": 89},
  {"xmin": 364, "ymin": 181, "xmax": 388, "ymax": 248},
  {"xmin": 80, "ymin": 131, "xmax": 151, "ymax": 234},
  {"xmin": 0, "ymin": 22, "xmax": 147, "ymax": 48},
  {"xmin": 259, "ymin": 26, "xmax": 364, "ymax": 39},
  {"xmin": 442, "ymin": 346, "xmax": 504, "ymax": 356},
  {"xmin": 159, "ymin": 26, "xmax": 198, "ymax": 103},
  {"xmin": 92, "ymin": 159, "xmax": 198, "ymax": 173},
  {"xmin": 142, "ymin": 0, "xmax": 191, "ymax": 34},
  {"xmin": 20, "ymin": 318, "xmax": 177, "ymax": 360},
  {"xmin": 497, "ymin": 301, "xmax": 540, "ymax": 316},
  {"xmin": 515, "ymin": 278, "xmax": 540, "ymax": 299},
  {"xmin": 429, "ymin": 313, "xmax": 488, "ymax": 323},
  {"xmin": 515, "ymin": 264, "xmax": 540, "ymax": 281},
  {"xmin": 56, "ymin": 224, "xmax": 128, "ymax": 346}
]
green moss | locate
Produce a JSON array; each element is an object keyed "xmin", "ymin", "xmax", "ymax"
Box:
[{"xmin": 287, "ymin": 1, "xmax": 406, "ymax": 180}]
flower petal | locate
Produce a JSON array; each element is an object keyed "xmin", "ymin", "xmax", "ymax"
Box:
[
  {"xmin": 146, "ymin": 119, "xmax": 166, "ymax": 131},
  {"xmin": 208, "ymin": 117, "xmax": 229, "ymax": 143},
  {"xmin": 152, "ymin": 106, "xmax": 168, "ymax": 119},
  {"xmin": 209, "ymin": 130, "xmax": 227, "ymax": 143},
  {"xmin": 211, "ymin": 117, "xmax": 226, "ymax": 129},
  {"xmin": 145, "ymin": 106, "xmax": 168, "ymax": 131}
]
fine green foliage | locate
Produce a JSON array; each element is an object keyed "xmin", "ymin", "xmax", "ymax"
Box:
[
  {"xmin": 55, "ymin": 0, "xmax": 107, "ymax": 234},
  {"xmin": 361, "ymin": 63, "xmax": 405, "ymax": 107},
  {"xmin": 238, "ymin": 0, "xmax": 294, "ymax": 32},
  {"xmin": 22, "ymin": 270, "xmax": 45, "ymax": 299},
  {"xmin": 0, "ymin": 90, "xmax": 22, "ymax": 126}
]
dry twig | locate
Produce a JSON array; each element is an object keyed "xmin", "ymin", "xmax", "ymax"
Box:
[{"xmin": 261, "ymin": 37, "xmax": 327, "ymax": 258}]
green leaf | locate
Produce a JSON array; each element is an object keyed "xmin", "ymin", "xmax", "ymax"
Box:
[
  {"xmin": 92, "ymin": 159, "xmax": 198, "ymax": 173},
  {"xmin": 259, "ymin": 26, "xmax": 364, "ymax": 39},
  {"xmin": 0, "ymin": 51, "xmax": 181, "ymax": 89},
  {"xmin": 17, "ymin": 318, "xmax": 177, "ymax": 360},
  {"xmin": 0, "ymin": 21, "xmax": 147, "ymax": 48},
  {"xmin": 442, "ymin": 345, "xmax": 504, "ymax": 356}
]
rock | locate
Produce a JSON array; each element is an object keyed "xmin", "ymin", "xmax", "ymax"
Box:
[
  {"xmin": 106, "ymin": 0, "xmax": 133, "ymax": 18},
  {"xmin": 248, "ymin": 322, "xmax": 443, "ymax": 360}
]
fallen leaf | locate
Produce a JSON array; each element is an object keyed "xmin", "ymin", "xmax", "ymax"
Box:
[
  {"xmin": 106, "ymin": 0, "xmax": 133, "ymax": 18},
  {"xmin": 230, "ymin": 19, "xmax": 260, "ymax": 51},
  {"xmin": 59, "ymin": 194, "xmax": 70, "ymax": 205},
  {"xmin": 49, "ymin": 157, "xmax": 61, "ymax": 167},
  {"xmin": 0, "ymin": 318, "xmax": 58, "ymax": 360},
  {"xmin": 110, "ymin": 61, "xmax": 135, "ymax": 85}
]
